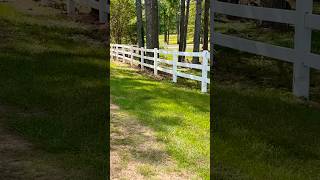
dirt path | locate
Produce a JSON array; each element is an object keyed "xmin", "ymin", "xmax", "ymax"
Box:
[
  {"xmin": 0, "ymin": 104, "xmax": 70, "ymax": 180},
  {"xmin": 110, "ymin": 102, "xmax": 199, "ymax": 180}
]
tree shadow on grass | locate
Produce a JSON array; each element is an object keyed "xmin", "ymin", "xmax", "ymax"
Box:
[
  {"xmin": 0, "ymin": 45, "xmax": 109, "ymax": 179},
  {"xmin": 0, "ymin": 6, "xmax": 109, "ymax": 178},
  {"xmin": 213, "ymin": 85, "xmax": 320, "ymax": 178}
]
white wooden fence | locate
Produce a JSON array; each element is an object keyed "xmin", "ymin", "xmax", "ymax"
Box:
[
  {"xmin": 110, "ymin": 44, "xmax": 210, "ymax": 93},
  {"xmin": 213, "ymin": 0, "xmax": 320, "ymax": 99},
  {"xmin": 67, "ymin": 0, "xmax": 107, "ymax": 23}
]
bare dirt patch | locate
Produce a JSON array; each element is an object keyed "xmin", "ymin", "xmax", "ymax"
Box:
[
  {"xmin": 0, "ymin": 104, "xmax": 71, "ymax": 180},
  {"xmin": 110, "ymin": 102, "xmax": 198, "ymax": 180}
]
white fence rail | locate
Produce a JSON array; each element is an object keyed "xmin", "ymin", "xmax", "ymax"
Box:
[
  {"xmin": 111, "ymin": 44, "xmax": 210, "ymax": 93},
  {"xmin": 213, "ymin": 0, "xmax": 320, "ymax": 99},
  {"xmin": 67, "ymin": 0, "xmax": 107, "ymax": 23}
]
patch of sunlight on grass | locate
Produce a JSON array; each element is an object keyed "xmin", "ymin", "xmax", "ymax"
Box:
[{"xmin": 111, "ymin": 62, "xmax": 210, "ymax": 179}]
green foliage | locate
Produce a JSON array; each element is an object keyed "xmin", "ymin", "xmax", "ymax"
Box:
[
  {"xmin": 159, "ymin": 0, "xmax": 179, "ymax": 34},
  {"xmin": 110, "ymin": 0, "xmax": 136, "ymax": 44}
]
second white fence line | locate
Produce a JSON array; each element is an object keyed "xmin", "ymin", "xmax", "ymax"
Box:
[{"xmin": 111, "ymin": 44, "xmax": 210, "ymax": 93}]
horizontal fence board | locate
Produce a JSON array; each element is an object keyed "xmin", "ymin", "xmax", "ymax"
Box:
[
  {"xmin": 304, "ymin": 53, "xmax": 320, "ymax": 69},
  {"xmin": 176, "ymin": 72, "xmax": 202, "ymax": 81},
  {"xmin": 118, "ymin": 50, "xmax": 129, "ymax": 54},
  {"xmin": 117, "ymin": 45, "xmax": 129, "ymax": 48},
  {"xmin": 142, "ymin": 63, "xmax": 153, "ymax": 68},
  {"xmin": 144, "ymin": 48, "xmax": 155, "ymax": 53},
  {"xmin": 157, "ymin": 66, "xmax": 173, "ymax": 74},
  {"xmin": 177, "ymin": 51, "xmax": 202, "ymax": 57},
  {"xmin": 305, "ymin": 14, "xmax": 320, "ymax": 30},
  {"xmin": 158, "ymin": 49, "xmax": 172, "ymax": 55},
  {"xmin": 214, "ymin": 1, "xmax": 296, "ymax": 24},
  {"xmin": 214, "ymin": 32, "xmax": 296, "ymax": 63},
  {"xmin": 124, "ymin": 57, "xmax": 131, "ymax": 61},
  {"xmin": 177, "ymin": 62, "xmax": 202, "ymax": 69},
  {"xmin": 132, "ymin": 47, "xmax": 141, "ymax": 51},
  {"xmin": 143, "ymin": 56, "xmax": 154, "ymax": 61},
  {"xmin": 157, "ymin": 58, "xmax": 173, "ymax": 65}
]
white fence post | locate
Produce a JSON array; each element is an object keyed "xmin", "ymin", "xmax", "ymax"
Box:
[
  {"xmin": 67, "ymin": 0, "xmax": 76, "ymax": 16},
  {"xmin": 121, "ymin": 46, "xmax": 124, "ymax": 63},
  {"xmin": 293, "ymin": 0, "xmax": 313, "ymax": 99},
  {"xmin": 116, "ymin": 45, "xmax": 119, "ymax": 61},
  {"xmin": 201, "ymin": 51, "xmax": 209, "ymax": 93},
  {"xmin": 172, "ymin": 52, "xmax": 178, "ymax": 83},
  {"xmin": 110, "ymin": 45, "xmax": 113, "ymax": 60},
  {"xmin": 154, "ymin": 48, "xmax": 158, "ymax": 75},
  {"xmin": 141, "ymin": 47, "xmax": 144, "ymax": 70},
  {"xmin": 130, "ymin": 46, "xmax": 133, "ymax": 66}
]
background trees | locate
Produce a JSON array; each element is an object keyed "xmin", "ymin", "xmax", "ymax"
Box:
[
  {"xmin": 110, "ymin": 0, "xmax": 135, "ymax": 44},
  {"xmin": 159, "ymin": 0, "xmax": 179, "ymax": 44},
  {"xmin": 110, "ymin": 0, "xmax": 209, "ymax": 59}
]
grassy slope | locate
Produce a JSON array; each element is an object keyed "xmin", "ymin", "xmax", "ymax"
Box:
[
  {"xmin": 212, "ymin": 15, "xmax": 320, "ymax": 179},
  {"xmin": 158, "ymin": 4, "xmax": 320, "ymax": 179},
  {"xmin": 214, "ymin": 84, "xmax": 320, "ymax": 179},
  {"xmin": 0, "ymin": 4, "xmax": 108, "ymax": 179},
  {"xmin": 110, "ymin": 62, "xmax": 210, "ymax": 179}
]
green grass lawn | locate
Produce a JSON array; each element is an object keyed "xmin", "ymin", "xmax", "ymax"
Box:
[
  {"xmin": 212, "ymin": 17, "xmax": 320, "ymax": 178},
  {"xmin": 157, "ymin": 11, "xmax": 320, "ymax": 179},
  {"xmin": 0, "ymin": 3, "xmax": 108, "ymax": 179},
  {"xmin": 213, "ymin": 83, "xmax": 320, "ymax": 179},
  {"xmin": 110, "ymin": 62, "xmax": 210, "ymax": 179}
]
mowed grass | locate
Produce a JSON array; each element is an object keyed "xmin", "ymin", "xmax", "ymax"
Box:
[
  {"xmin": 157, "ymin": 10, "xmax": 320, "ymax": 179},
  {"xmin": 0, "ymin": 4, "xmax": 107, "ymax": 179},
  {"xmin": 213, "ymin": 84, "xmax": 320, "ymax": 179},
  {"xmin": 212, "ymin": 16, "xmax": 320, "ymax": 179},
  {"xmin": 110, "ymin": 62, "xmax": 210, "ymax": 179}
]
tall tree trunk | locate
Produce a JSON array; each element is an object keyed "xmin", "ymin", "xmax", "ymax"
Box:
[
  {"xmin": 164, "ymin": 30, "xmax": 168, "ymax": 43},
  {"xmin": 176, "ymin": 13, "xmax": 180, "ymax": 44},
  {"xmin": 202, "ymin": 0, "xmax": 209, "ymax": 50},
  {"xmin": 167, "ymin": 30, "xmax": 170, "ymax": 45},
  {"xmin": 179, "ymin": 0, "xmax": 190, "ymax": 62},
  {"xmin": 167, "ymin": 16, "xmax": 170, "ymax": 44},
  {"xmin": 192, "ymin": 0, "xmax": 203, "ymax": 64},
  {"xmin": 178, "ymin": 0, "xmax": 186, "ymax": 61},
  {"xmin": 209, "ymin": 0, "xmax": 215, "ymax": 178},
  {"xmin": 136, "ymin": 0, "xmax": 144, "ymax": 48},
  {"xmin": 145, "ymin": 0, "xmax": 159, "ymax": 64},
  {"xmin": 182, "ymin": 0, "xmax": 190, "ymax": 53},
  {"xmin": 106, "ymin": 0, "xmax": 110, "ymax": 176}
]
